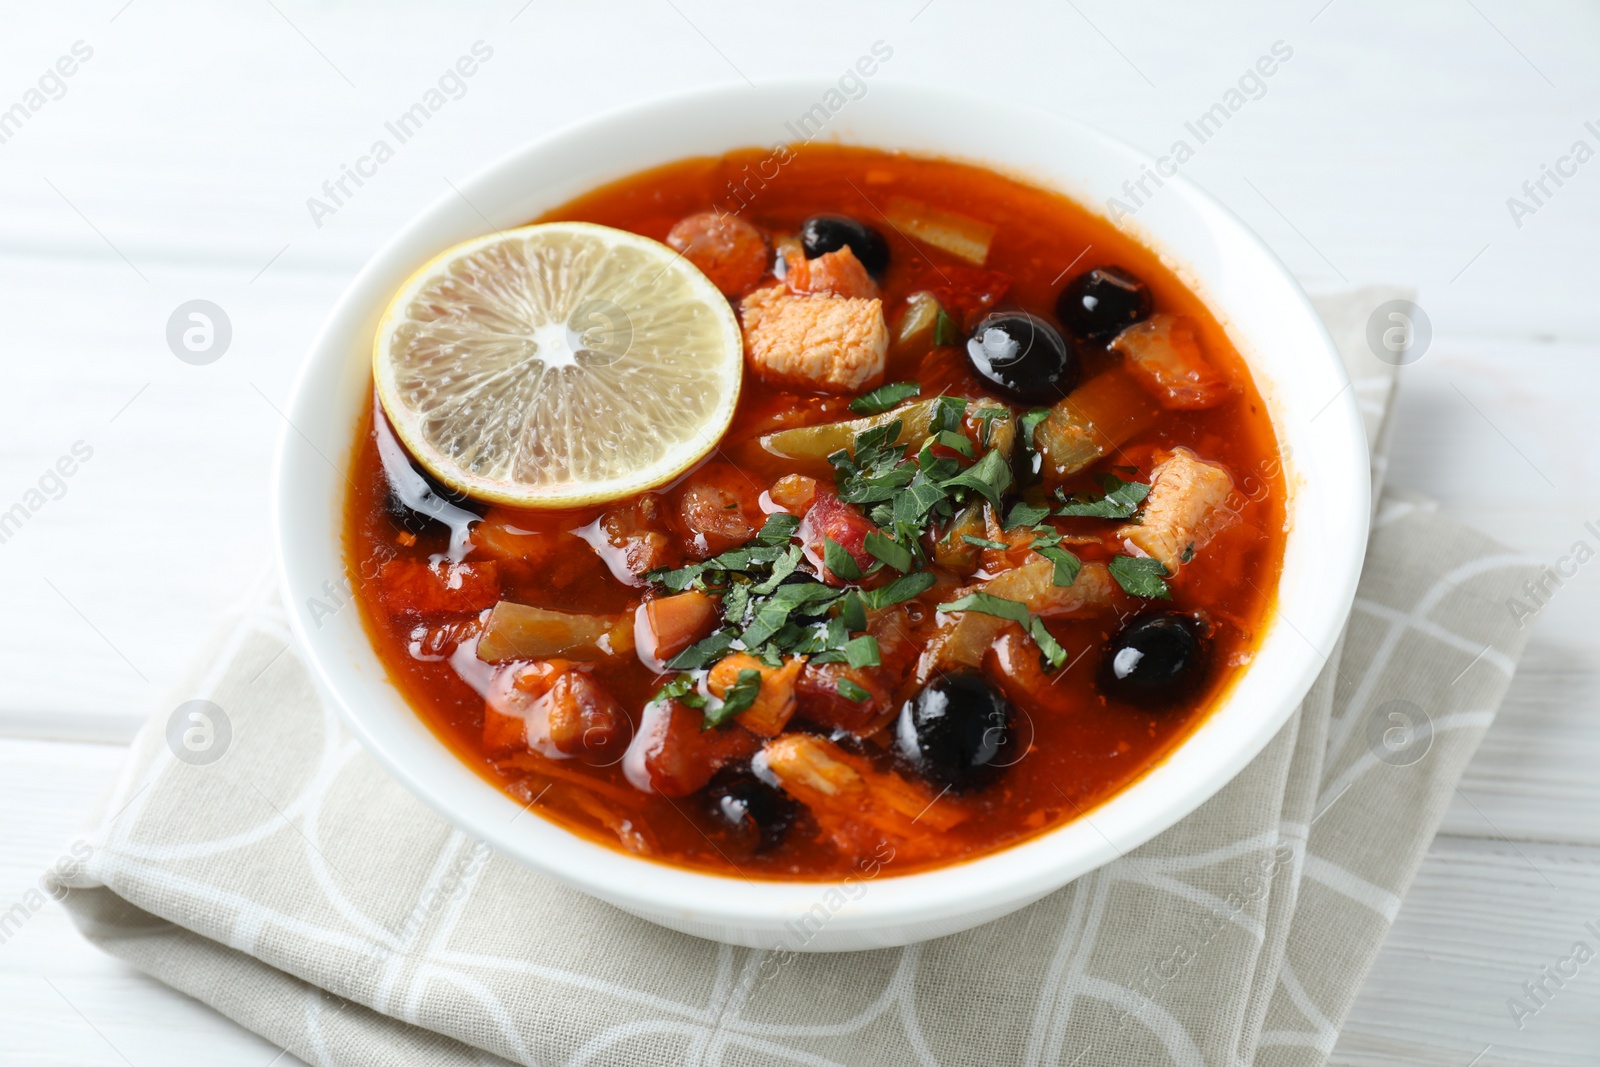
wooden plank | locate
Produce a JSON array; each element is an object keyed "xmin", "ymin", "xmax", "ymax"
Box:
[{"xmin": 1335, "ymin": 835, "xmax": 1600, "ymax": 1066}]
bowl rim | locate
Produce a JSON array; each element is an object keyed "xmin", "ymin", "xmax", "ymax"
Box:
[{"xmin": 274, "ymin": 76, "xmax": 1370, "ymax": 937}]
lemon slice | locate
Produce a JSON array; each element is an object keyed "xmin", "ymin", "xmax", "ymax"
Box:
[{"xmin": 373, "ymin": 221, "xmax": 743, "ymax": 508}]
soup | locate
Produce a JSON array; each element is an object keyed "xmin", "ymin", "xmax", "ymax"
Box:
[{"xmin": 343, "ymin": 145, "xmax": 1285, "ymax": 880}]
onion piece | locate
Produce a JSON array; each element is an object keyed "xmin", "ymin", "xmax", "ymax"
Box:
[
  {"xmin": 884, "ymin": 196, "xmax": 996, "ymax": 266},
  {"xmin": 476, "ymin": 601, "xmax": 635, "ymax": 663},
  {"xmin": 1034, "ymin": 367, "xmax": 1161, "ymax": 477}
]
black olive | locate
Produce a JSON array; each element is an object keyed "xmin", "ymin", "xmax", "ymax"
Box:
[
  {"xmin": 706, "ymin": 772, "xmax": 796, "ymax": 853},
  {"xmin": 964, "ymin": 312, "xmax": 1079, "ymax": 404},
  {"xmin": 1056, "ymin": 266, "xmax": 1152, "ymax": 343},
  {"xmin": 375, "ymin": 410, "xmax": 482, "ymax": 534},
  {"xmin": 896, "ymin": 673, "xmax": 1014, "ymax": 792},
  {"xmin": 800, "ymin": 214, "xmax": 889, "ymax": 277},
  {"xmin": 1099, "ymin": 613, "xmax": 1209, "ymax": 706}
]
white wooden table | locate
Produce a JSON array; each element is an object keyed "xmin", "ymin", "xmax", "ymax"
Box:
[{"xmin": 2, "ymin": 2, "xmax": 1596, "ymax": 1063}]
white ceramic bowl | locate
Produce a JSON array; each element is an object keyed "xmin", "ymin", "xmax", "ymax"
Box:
[{"xmin": 274, "ymin": 80, "xmax": 1369, "ymax": 952}]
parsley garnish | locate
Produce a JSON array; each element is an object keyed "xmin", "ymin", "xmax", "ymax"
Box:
[
  {"xmin": 1027, "ymin": 526, "xmax": 1083, "ymax": 587},
  {"xmin": 864, "ymin": 530, "xmax": 913, "ymax": 573},
  {"xmin": 1109, "ymin": 556, "xmax": 1172, "ymax": 599},
  {"xmin": 943, "ymin": 448, "xmax": 1013, "ymax": 507},
  {"xmin": 837, "ymin": 677, "xmax": 872, "ymax": 702},
  {"xmin": 933, "ymin": 306, "xmax": 960, "ymax": 347},
  {"xmin": 961, "ymin": 533, "xmax": 1012, "ymax": 551},
  {"xmin": 1057, "ymin": 474, "xmax": 1151, "ymax": 519},
  {"xmin": 861, "ymin": 571, "xmax": 937, "ymax": 609},
  {"xmin": 937, "ymin": 590, "xmax": 1030, "ymax": 623},
  {"xmin": 822, "ymin": 537, "xmax": 863, "ymax": 581},
  {"xmin": 1003, "ymin": 500, "xmax": 1052, "ymax": 530},
  {"xmin": 704, "ymin": 668, "xmax": 763, "ymax": 728},
  {"xmin": 850, "ymin": 381, "xmax": 921, "ymax": 415},
  {"xmin": 1029, "ymin": 617, "xmax": 1069, "ymax": 670},
  {"xmin": 1180, "ymin": 541, "xmax": 1196, "ymax": 564},
  {"xmin": 844, "ymin": 634, "xmax": 881, "ymax": 668},
  {"xmin": 651, "ymin": 673, "xmax": 708, "ymax": 708}
]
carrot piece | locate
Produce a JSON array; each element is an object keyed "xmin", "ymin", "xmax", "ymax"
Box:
[
  {"xmin": 636, "ymin": 590, "xmax": 719, "ymax": 667},
  {"xmin": 707, "ymin": 652, "xmax": 804, "ymax": 737}
]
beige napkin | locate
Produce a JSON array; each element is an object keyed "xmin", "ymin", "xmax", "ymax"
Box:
[{"xmin": 48, "ymin": 288, "xmax": 1542, "ymax": 1066}]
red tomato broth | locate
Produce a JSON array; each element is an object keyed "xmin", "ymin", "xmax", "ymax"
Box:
[{"xmin": 343, "ymin": 145, "xmax": 1286, "ymax": 880}]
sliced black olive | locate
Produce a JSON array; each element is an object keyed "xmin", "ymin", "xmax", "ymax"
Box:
[
  {"xmin": 800, "ymin": 214, "xmax": 889, "ymax": 277},
  {"xmin": 706, "ymin": 772, "xmax": 796, "ymax": 853},
  {"xmin": 896, "ymin": 673, "xmax": 1013, "ymax": 792},
  {"xmin": 964, "ymin": 312, "xmax": 1079, "ymax": 404},
  {"xmin": 1056, "ymin": 266, "xmax": 1152, "ymax": 343},
  {"xmin": 1099, "ymin": 613, "xmax": 1209, "ymax": 706}
]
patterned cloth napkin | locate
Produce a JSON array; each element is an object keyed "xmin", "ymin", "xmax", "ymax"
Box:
[{"xmin": 49, "ymin": 288, "xmax": 1542, "ymax": 1066}]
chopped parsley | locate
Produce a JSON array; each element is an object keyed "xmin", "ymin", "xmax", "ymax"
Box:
[
  {"xmin": 863, "ymin": 530, "xmax": 913, "ymax": 573},
  {"xmin": 933, "ymin": 306, "xmax": 961, "ymax": 347},
  {"xmin": 837, "ymin": 677, "xmax": 873, "ymax": 703},
  {"xmin": 1109, "ymin": 555, "xmax": 1173, "ymax": 599},
  {"xmin": 849, "ymin": 380, "xmax": 921, "ymax": 415},
  {"xmin": 1003, "ymin": 500, "xmax": 1052, "ymax": 530},
  {"xmin": 651, "ymin": 673, "xmax": 707, "ymax": 708},
  {"xmin": 822, "ymin": 537, "xmax": 863, "ymax": 581},
  {"xmin": 704, "ymin": 667, "xmax": 763, "ymax": 729},
  {"xmin": 843, "ymin": 634, "xmax": 881, "ymax": 668},
  {"xmin": 643, "ymin": 394, "xmax": 1108, "ymax": 720},
  {"xmin": 937, "ymin": 590, "xmax": 1030, "ymax": 624},
  {"xmin": 860, "ymin": 571, "xmax": 938, "ymax": 609},
  {"xmin": 1057, "ymin": 473, "xmax": 1151, "ymax": 520}
]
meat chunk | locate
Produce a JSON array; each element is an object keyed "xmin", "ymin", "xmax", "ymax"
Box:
[
  {"xmin": 582, "ymin": 494, "xmax": 678, "ymax": 585},
  {"xmin": 1111, "ymin": 314, "xmax": 1231, "ymax": 410},
  {"xmin": 622, "ymin": 700, "xmax": 759, "ymax": 797},
  {"xmin": 665, "ymin": 211, "xmax": 768, "ymax": 297},
  {"xmin": 739, "ymin": 285, "xmax": 887, "ymax": 394},
  {"xmin": 707, "ymin": 652, "xmax": 805, "ymax": 737},
  {"xmin": 783, "ymin": 245, "xmax": 878, "ymax": 300},
  {"xmin": 483, "ymin": 660, "xmax": 624, "ymax": 762},
  {"xmin": 1118, "ymin": 447, "xmax": 1236, "ymax": 572},
  {"xmin": 756, "ymin": 734, "xmax": 967, "ymax": 861},
  {"xmin": 378, "ymin": 560, "xmax": 500, "ymax": 616},
  {"xmin": 674, "ymin": 464, "xmax": 760, "ymax": 559}
]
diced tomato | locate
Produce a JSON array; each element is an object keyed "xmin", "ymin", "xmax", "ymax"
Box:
[
  {"xmin": 799, "ymin": 491, "xmax": 878, "ymax": 585},
  {"xmin": 483, "ymin": 660, "xmax": 624, "ymax": 761},
  {"xmin": 543, "ymin": 671, "xmax": 625, "ymax": 759},
  {"xmin": 378, "ymin": 560, "xmax": 500, "ymax": 616},
  {"xmin": 589, "ymin": 494, "xmax": 679, "ymax": 583}
]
